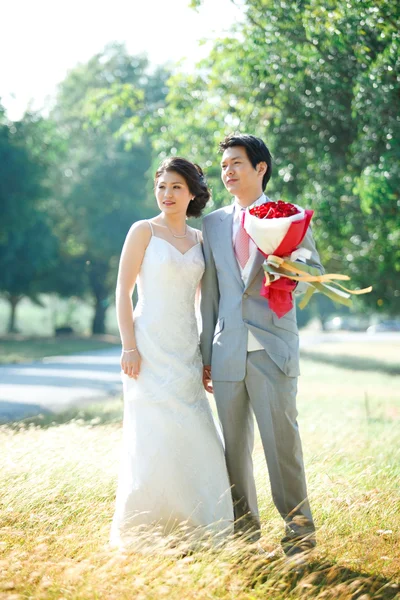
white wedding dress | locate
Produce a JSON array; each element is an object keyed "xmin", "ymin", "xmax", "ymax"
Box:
[{"xmin": 111, "ymin": 224, "xmax": 233, "ymax": 548}]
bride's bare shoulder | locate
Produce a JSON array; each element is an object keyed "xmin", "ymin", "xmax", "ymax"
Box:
[{"xmin": 125, "ymin": 220, "xmax": 152, "ymax": 246}]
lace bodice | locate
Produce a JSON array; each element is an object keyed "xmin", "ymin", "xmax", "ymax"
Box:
[
  {"xmin": 134, "ymin": 235, "xmax": 204, "ymax": 357},
  {"xmin": 136, "ymin": 236, "xmax": 203, "ymax": 319}
]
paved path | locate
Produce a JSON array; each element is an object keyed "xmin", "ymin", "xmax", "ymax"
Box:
[
  {"xmin": 1, "ymin": 332, "xmax": 398, "ymax": 422},
  {"xmin": 0, "ymin": 347, "xmax": 122, "ymax": 422}
]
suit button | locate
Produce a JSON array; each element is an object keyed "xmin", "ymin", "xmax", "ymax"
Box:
[{"xmin": 243, "ymin": 292, "xmax": 248, "ymax": 298}]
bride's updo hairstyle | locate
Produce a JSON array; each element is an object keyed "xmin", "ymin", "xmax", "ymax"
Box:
[{"xmin": 154, "ymin": 157, "xmax": 211, "ymax": 218}]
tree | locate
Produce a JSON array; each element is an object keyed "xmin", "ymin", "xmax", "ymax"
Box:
[
  {"xmin": 50, "ymin": 43, "xmax": 170, "ymax": 333},
  {"xmin": 0, "ymin": 108, "xmax": 61, "ymax": 332},
  {"xmin": 148, "ymin": 0, "xmax": 400, "ymax": 315}
]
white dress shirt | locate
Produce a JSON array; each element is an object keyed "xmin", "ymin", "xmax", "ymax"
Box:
[{"xmin": 232, "ymin": 194, "xmax": 267, "ymax": 352}]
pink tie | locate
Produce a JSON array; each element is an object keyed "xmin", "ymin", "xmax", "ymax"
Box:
[{"xmin": 234, "ymin": 209, "xmax": 250, "ymax": 268}]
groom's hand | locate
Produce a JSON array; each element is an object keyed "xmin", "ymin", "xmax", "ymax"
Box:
[{"xmin": 203, "ymin": 366, "xmax": 213, "ymax": 394}]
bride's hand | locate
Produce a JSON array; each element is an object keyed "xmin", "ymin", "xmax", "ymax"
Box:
[{"xmin": 121, "ymin": 349, "xmax": 142, "ymax": 379}]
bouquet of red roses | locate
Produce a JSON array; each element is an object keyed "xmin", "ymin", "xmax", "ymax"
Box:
[{"xmin": 242, "ymin": 200, "xmax": 372, "ymax": 318}]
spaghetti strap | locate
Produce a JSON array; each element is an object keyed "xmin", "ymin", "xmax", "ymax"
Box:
[
  {"xmin": 196, "ymin": 229, "xmax": 201, "ymax": 243},
  {"xmin": 147, "ymin": 220, "xmax": 154, "ymax": 236}
]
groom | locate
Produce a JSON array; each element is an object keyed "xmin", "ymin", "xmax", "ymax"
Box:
[{"xmin": 200, "ymin": 134, "xmax": 323, "ymax": 556}]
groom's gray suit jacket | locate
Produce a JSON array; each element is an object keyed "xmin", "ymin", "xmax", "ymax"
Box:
[{"xmin": 200, "ymin": 203, "xmax": 323, "ymax": 381}]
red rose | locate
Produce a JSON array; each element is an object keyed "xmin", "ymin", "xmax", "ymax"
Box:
[{"xmin": 249, "ymin": 201, "xmax": 299, "ymax": 220}]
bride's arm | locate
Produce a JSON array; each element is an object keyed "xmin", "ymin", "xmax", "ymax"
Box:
[{"xmin": 116, "ymin": 221, "xmax": 151, "ymax": 378}]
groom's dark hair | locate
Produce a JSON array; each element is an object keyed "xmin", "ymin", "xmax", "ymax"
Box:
[{"xmin": 219, "ymin": 134, "xmax": 272, "ymax": 190}]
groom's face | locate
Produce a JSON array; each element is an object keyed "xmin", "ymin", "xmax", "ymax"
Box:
[{"xmin": 220, "ymin": 146, "xmax": 264, "ymax": 198}]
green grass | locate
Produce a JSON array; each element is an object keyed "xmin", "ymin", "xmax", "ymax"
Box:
[
  {"xmin": 0, "ymin": 341, "xmax": 399, "ymax": 599},
  {"xmin": 0, "ymin": 295, "xmax": 119, "ymax": 337},
  {"xmin": 0, "ymin": 335, "xmax": 120, "ymax": 364}
]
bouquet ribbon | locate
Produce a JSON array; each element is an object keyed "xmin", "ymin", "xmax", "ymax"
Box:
[{"xmin": 262, "ymin": 255, "xmax": 373, "ymax": 313}]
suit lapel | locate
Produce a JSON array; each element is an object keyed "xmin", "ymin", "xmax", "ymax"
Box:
[
  {"xmin": 217, "ymin": 205, "xmax": 243, "ymax": 288},
  {"xmin": 213, "ymin": 198, "xmax": 267, "ymax": 292},
  {"xmin": 244, "ymin": 249, "xmax": 265, "ymax": 291}
]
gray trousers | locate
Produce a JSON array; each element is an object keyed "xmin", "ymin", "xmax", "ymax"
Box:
[{"xmin": 213, "ymin": 350, "xmax": 314, "ymax": 541}]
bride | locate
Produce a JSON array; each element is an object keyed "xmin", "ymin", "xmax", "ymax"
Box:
[{"xmin": 110, "ymin": 157, "xmax": 234, "ymax": 548}]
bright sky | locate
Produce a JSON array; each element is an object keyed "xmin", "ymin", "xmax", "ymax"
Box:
[{"xmin": 1, "ymin": 0, "xmax": 244, "ymax": 120}]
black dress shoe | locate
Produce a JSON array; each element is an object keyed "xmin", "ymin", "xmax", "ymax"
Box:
[{"xmin": 281, "ymin": 535, "xmax": 316, "ymax": 557}]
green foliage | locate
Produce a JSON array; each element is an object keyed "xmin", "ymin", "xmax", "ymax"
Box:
[
  {"xmin": 0, "ymin": 109, "xmax": 63, "ymax": 330},
  {"xmin": 50, "ymin": 43, "xmax": 170, "ymax": 333},
  {"xmin": 0, "ymin": 112, "xmax": 44, "ymax": 245},
  {"xmin": 2, "ymin": 2, "xmax": 398, "ymax": 329},
  {"xmin": 141, "ymin": 0, "xmax": 399, "ymax": 314}
]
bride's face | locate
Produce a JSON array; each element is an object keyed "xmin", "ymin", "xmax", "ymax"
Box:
[{"xmin": 155, "ymin": 170, "xmax": 193, "ymax": 216}]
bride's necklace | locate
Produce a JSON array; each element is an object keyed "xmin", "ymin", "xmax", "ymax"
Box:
[{"xmin": 165, "ymin": 222, "xmax": 187, "ymax": 238}]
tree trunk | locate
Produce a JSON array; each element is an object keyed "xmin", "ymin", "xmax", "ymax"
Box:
[
  {"xmin": 88, "ymin": 261, "xmax": 109, "ymax": 335},
  {"xmin": 7, "ymin": 295, "xmax": 22, "ymax": 333},
  {"xmin": 92, "ymin": 295, "xmax": 108, "ymax": 334}
]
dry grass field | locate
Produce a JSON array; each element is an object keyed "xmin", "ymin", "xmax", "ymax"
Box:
[{"xmin": 0, "ymin": 339, "xmax": 399, "ymax": 599}]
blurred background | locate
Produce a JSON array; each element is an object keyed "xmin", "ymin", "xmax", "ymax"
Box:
[
  {"xmin": 1, "ymin": 0, "xmax": 399, "ymax": 345},
  {"xmin": 1, "ymin": 4, "xmax": 399, "ymax": 594}
]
